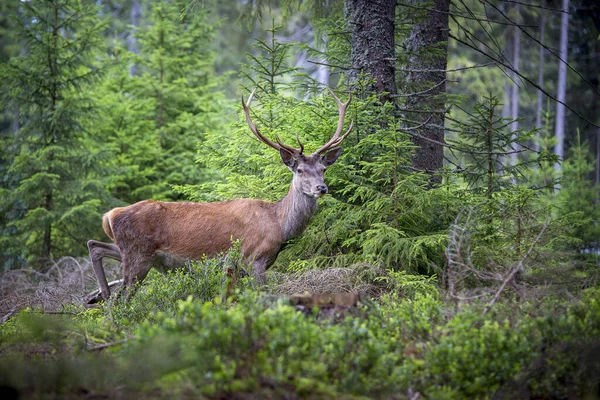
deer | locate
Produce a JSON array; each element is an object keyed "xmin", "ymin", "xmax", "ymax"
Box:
[{"xmin": 86, "ymin": 88, "xmax": 352, "ymax": 303}]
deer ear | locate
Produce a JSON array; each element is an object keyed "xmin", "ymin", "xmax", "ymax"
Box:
[
  {"xmin": 321, "ymin": 147, "xmax": 342, "ymax": 167},
  {"xmin": 280, "ymin": 148, "xmax": 297, "ymax": 169}
]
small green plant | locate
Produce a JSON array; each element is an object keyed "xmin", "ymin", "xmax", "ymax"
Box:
[
  {"xmin": 105, "ymin": 242, "xmax": 247, "ymax": 327},
  {"xmin": 557, "ymin": 130, "xmax": 600, "ymax": 253}
]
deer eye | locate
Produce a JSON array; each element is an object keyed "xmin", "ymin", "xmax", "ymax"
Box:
[{"xmin": 297, "ymin": 169, "xmax": 303, "ymax": 174}]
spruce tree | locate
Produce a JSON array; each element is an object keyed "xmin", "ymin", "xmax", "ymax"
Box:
[
  {"xmin": 87, "ymin": 1, "xmax": 225, "ymax": 205},
  {"xmin": 129, "ymin": 0, "xmax": 224, "ymax": 200},
  {"xmin": 0, "ymin": 0, "xmax": 108, "ymax": 267},
  {"xmin": 557, "ymin": 131, "xmax": 600, "ymax": 252},
  {"xmin": 88, "ymin": 66, "xmax": 166, "ymax": 204}
]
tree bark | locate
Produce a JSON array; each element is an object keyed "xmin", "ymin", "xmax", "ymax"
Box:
[
  {"xmin": 128, "ymin": 0, "xmax": 141, "ymax": 77},
  {"xmin": 554, "ymin": 0, "xmax": 570, "ymax": 174},
  {"xmin": 405, "ymin": 0, "xmax": 450, "ymax": 181},
  {"xmin": 509, "ymin": 4, "xmax": 521, "ymax": 169},
  {"xmin": 534, "ymin": 1, "xmax": 547, "ymax": 152},
  {"xmin": 591, "ymin": 69, "xmax": 599, "ymax": 204},
  {"xmin": 345, "ymin": 0, "xmax": 397, "ymax": 103}
]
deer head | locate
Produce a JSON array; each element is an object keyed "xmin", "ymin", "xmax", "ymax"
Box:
[{"xmin": 242, "ymin": 89, "xmax": 353, "ymax": 198}]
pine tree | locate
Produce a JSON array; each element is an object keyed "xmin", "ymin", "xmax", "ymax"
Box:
[
  {"xmin": 558, "ymin": 131, "xmax": 600, "ymax": 252},
  {"xmin": 87, "ymin": 1, "xmax": 226, "ymax": 206},
  {"xmin": 0, "ymin": 0, "xmax": 109, "ymax": 267},
  {"xmin": 130, "ymin": 0, "xmax": 225, "ymax": 200},
  {"xmin": 88, "ymin": 67, "xmax": 165, "ymax": 204}
]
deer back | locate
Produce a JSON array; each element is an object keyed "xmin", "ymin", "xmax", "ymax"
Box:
[{"xmin": 106, "ymin": 199, "xmax": 284, "ymax": 262}]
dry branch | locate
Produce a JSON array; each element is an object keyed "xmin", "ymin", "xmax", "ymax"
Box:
[
  {"xmin": 0, "ymin": 256, "xmax": 121, "ymax": 315},
  {"xmin": 483, "ymin": 223, "xmax": 548, "ymax": 314},
  {"xmin": 87, "ymin": 338, "xmax": 131, "ymax": 352}
]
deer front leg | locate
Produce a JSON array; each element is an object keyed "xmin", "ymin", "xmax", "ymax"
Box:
[
  {"xmin": 87, "ymin": 240, "xmax": 121, "ymax": 302},
  {"xmin": 252, "ymin": 260, "xmax": 267, "ymax": 286},
  {"xmin": 252, "ymin": 253, "xmax": 278, "ymax": 286}
]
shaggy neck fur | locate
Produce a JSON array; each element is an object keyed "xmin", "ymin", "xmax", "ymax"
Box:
[{"xmin": 275, "ymin": 183, "xmax": 318, "ymax": 241}]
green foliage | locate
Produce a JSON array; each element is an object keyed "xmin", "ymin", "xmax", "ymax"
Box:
[
  {"xmin": 105, "ymin": 242, "xmax": 249, "ymax": 328},
  {"xmin": 557, "ymin": 130, "xmax": 600, "ymax": 252},
  {"xmin": 0, "ymin": 0, "xmax": 110, "ymax": 266},
  {"xmin": 425, "ymin": 316, "xmax": 534, "ymax": 396},
  {"xmin": 377, "ymin": 270, "xmax": 439, "ymax": 299},
  {"xmin": 135, "ymin": 1, "xmax": 226, "ymax": 199},
  {"xmin": 90, "ymin": 1, "xmax": 227, "ymax": 205},
  {"xmin": 444, "ymin": 94, "xmax": 588, "ymax": 288},
  {"xmin": 451, "ymin": 93, "xmax": 554, "ymax": 195},
  {"xmin": 2, "ymin": 288, "xmax": 600, "ymax": 399},
  {"xmin": 241, "ymin": 22, "xmax": 300, "ymax": 95},
  {"xmin": 89, "ymin": 69, "xmax": 166, "ymax": 203}
]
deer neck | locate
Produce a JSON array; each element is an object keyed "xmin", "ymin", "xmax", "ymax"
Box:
[{"xmin": 276, "ymin": 184, "xmax": 318, "ymax": 241}]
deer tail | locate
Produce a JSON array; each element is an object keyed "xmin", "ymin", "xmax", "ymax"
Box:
[{"xmin": 102, "ymin": 209, "xmax": 117, "ymax": 241}]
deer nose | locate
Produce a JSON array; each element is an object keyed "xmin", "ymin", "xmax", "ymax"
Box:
[{"xmin": 317, "ymin": 185, "xmax": 328, "ymax": 194}]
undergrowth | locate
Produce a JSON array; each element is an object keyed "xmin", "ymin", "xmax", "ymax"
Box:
[{"xmin": 1, "ymin": 253, "xmax": 599, "ymax": 399}]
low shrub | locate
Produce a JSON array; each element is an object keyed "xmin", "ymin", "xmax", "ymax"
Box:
[{"xmin": 1, "ymin": 274, "xmax": 599, "ymax": 399}]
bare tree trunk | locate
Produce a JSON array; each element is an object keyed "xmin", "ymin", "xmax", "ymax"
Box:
[
  {"xmin": 11, "ymin": 109, "xmax": 19, "ymax": 134},
  {"xmin": 596, "ymin": 127, "xmax": 600, "ymax": 182},
  {"xmin": 128, "ymin": 0, "xmax": 141, "ymax": 77},
  {"xmin": 499, "ymin": 3, "xmax": 512, "ymax": 172},
  {"xmin": 554, "ymin": 0, "xmax": 570, "ymax": 174},
  {"xmin": 315, "ymin": 56, "xmax": 329, "ymax": 86},
  {"xmin": 345, "ymin": 0, "xmax": 397, "ymax": 103},
  {"xmin": 509, "ymin": 4, "xmax": 521, "ymax": 170},
  {"xmin": 534, "ymin": 1, "xmax": 547, "ymax": 152},
  {"xmin": 405, "ymin": 0, "xmax": 450, "ymax": 182},
  {"xmin": 500, "ymin": 80, "xmax": 510, "ymax": 171},
  {"xmin": 596, "ymin": 126, "xmax": 600, "ymax": 206}
]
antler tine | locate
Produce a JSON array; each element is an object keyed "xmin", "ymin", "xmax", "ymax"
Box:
[
  {"xmin": 242, "ymin": 89, "xmax": 282, "ymax": 151},
  {"xmin": 327, "ymin": 121, "xmax": 354, "ymax": 149},
  {"xmin": 275, "ymin": 135, "xmax": 303, "ymax": 155},
  {"xmin": 295, "ymin": 132, "xmax": 304, "ymax": 154},
  {"xmin": 241, "ymin": 89, "xmax": 303, "ymax": 155},
  {"xmin": 315, "ymin": 88, "xmax": 353, "ymax": 154}
]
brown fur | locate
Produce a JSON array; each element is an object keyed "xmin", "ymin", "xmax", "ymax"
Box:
[{"xmin": 108, "ymin": 199, "xmax": 284, "ymax": 262}]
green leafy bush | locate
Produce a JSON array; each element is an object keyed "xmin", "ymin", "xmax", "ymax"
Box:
[
  {"xmin": 2, "ymin": 288, "xmax": 600, "ymax": 399},
  {"xmin": 105, "ymin": 243, "xmax": 247, "ymax": 328}
]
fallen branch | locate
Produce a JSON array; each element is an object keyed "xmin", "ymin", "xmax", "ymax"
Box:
[
  {"xmin": 88, "ymin": 337, "xmax": 132, "ymax": 352},
  {"xmin": 483, "ymin": 223, "xmax": 548, "ymax": 315},
  {"xmin": 1, "ymin": 308, "xmax": 17, "ymax": 324}
]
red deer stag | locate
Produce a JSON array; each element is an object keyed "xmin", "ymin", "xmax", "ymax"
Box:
[{"xmin": 86, "ymin": 89, "xmax": 352, "ymax": 302}]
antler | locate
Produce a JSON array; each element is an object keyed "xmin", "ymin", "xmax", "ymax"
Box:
[
  {"xmin": 314, "ymin": 88, "xmax": 353, "ymax": 155},
  {"xmin": 242, "ymin": 89, "xmax": 304, "ymax": 156}
]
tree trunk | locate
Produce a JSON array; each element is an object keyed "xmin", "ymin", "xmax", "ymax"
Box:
[
  {"xmin": 405, "ymin": 0, "xmax": 450, "ymax": 181},
  {"xmin": 42, "ymin": 193, "xmax": 53, "ymax": 260},
  {"xmin": 128, "ymin": 0, "xmax": 141, "ymax": 76},
  {"xmin": 534, "ymin": 1, "xmax": 547, "ymax": 152},
  {"xmin": 554, "ymin": 0, "xmax": 570, "ymax": 174},
  {"xmin": 345, "ymin": 0, "xmax": 397, "ymax": 103},
  {"xmin": 509, "ymin": 4, "xmax": 521, "ymax": 170},
  {"xmin": 595, "ymin": 126, "xmax": 600, "ymax": 206}
]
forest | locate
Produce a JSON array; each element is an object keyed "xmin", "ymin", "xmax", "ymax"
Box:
[{"xmin": 0, "ymin": 0, "xmax": 599, "ymax": 398}]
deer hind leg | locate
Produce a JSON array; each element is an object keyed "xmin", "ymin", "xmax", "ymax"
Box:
[{"xmin": 87, "ymin": 240, "xmax": 122, "ymax": 302}]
